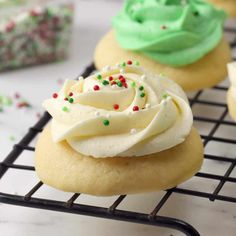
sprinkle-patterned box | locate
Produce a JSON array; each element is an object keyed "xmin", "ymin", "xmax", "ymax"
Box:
[{"xmin": 0, "ymin": 0, "xmax": 74, "ymax": 71}]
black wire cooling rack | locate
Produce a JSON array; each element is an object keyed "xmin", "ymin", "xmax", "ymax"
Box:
[{"xmin": 0, "ymin": 28, "xmax": 236, "ymax": 236}]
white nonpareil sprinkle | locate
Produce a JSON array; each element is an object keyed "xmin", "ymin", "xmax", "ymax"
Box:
[
  {"xmin": 130, "ymin": 128, "xmax": 137, "ymax": 134},
  {"xmin": 115, "ymin": 63, "xmax": 121, "ymax": 68},
  {"xmin": 103, "ymin": 65, "xmax": 111, "ymax": 72},
  {"xmin": 78, "ymin": 76, "xmax": 84, "ymax": 81},
  {"xmin": 95, "ymin": 111, "xmax": 100, "ymax": 117},
  {"xmin": 145, "ymin": 103, "xmax": 151, "ymax": 109},
  {"xmin": 120, "ymin": 68, "xmax": 125, "ymax": 74},
  {"xmin": 141, "ymin": 75, "xmax": 146, "ymax": 80},
  {"xmin": 111, "ymin": 84, "xmax": 117, "ymax": 89}
]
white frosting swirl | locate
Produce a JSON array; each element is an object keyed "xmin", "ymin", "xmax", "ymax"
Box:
[
  {"xmin": 43, "ymin": 64, "xmax": 193, "ymax": 158},
  {"xmin": 228, "ymin": 62, "xmax": 236, "ymax": 101}
]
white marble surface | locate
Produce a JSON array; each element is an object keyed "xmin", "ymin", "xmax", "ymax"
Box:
[{"xmin": 0, "ymin": 1, "xmax": 236, "ymax": 235}]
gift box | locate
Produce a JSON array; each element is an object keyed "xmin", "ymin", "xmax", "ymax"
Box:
[{"xmin": 0, "ymin": 0, "xmax": 74, "ymax": 71}]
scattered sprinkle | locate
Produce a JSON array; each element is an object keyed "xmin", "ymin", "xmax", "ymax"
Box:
[
  {"xmin": 115, "ymin": 63, "xmax": 120, "ymax": 68},
  {"xmin": 162, "ymin": 93, "xmax": 169, "ymax": 99},
  {"xmin": 17, "ymin": 101, "xmax": 31, "ymax": 108},
  {"xmin": 9, "ymin": 135, "xmax": 16, "ymax": 142},
  {"xmin": 95, "ymin": 111, "xmax": 100, "ymax": 117},
  {"xmin": 78, "ymin": 76, "xmax": 84, "ymax": 81},
  {"xmin": 102, "ymin": 80, "xmax": 109, "ymax": 86},
  {"xmin": 134, "ymin": 61, "xmax": 140, "ymax": 66},
  {"xmin": 14, "ymin": 93, "xmax": 20, "ymax": 99},
  {"xmin": 62, "ymin": 106, "xmax": 69, "ymax": 112},
  {"xmin": 133, "ymin": 106, "xmax": 139, "ymax": 112},
  {"xmin": 93, "ymin": 85, "xmax": 100, "ymax": 91},
  {"xmin": 109, "ymin": 76, "xmax": 114, "ymax": 81},
  {"xmin": 103, "ymin": 119, "xmax": 110, "ymax": 126},
  {"xmin": 131, "ymin": 81, "xmax": 136, "ymax": 88},
  {"xmin": 117, "ymin": 81, "xmax": 123, "ymax": 87},
  {"xmin": 97, "ymin": 74, "xmax": 102, "ymax": 80},
  {"xmin": 130, "ymin": 128, "xmax": 137, "ymax": 134},
  {"xmin": 119, "ymin": 76, "xmax": 126, "ymax": 83},
  {"xmin": 103, "ymin": 65, "xmax": 111, "ymax": 72},
  {"xmin": 141, "ymin": 75, "xmax": 146, "ymax": 80},
  {"xmin": 68, "ymin": 98, "xmax": 74, "ymax": 103},
  {"xmin": 52, "ymin": 93, "xmax": 58, "ymax": 99},
  {"xmin": 113, "ymin": 104, "xmax": 119, "ymax": 110},
  {"xmin": 121, "ymin": 62, "xmax": 126, "ymax": 67},
  {"xmin": 139, "ymin": 86, "xmax": 144, "ymax": 91},
  {"xmin": 127, "ymin": 60, "xmax": 133, "ymax": 65},
  {"xmin": 120, "ymin": 68, "xmax": 125, "ymax": 74},
  {"xmin": 69, "ymin": 92, "xmax": 73, "ymax": 97},
  {"xmin": 140, "ymin": 92, "xmax": 146, "ymax": 98}
]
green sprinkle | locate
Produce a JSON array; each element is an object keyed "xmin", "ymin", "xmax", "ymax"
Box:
[
  {"xmin": 62, "ymin": 106, "xmax": 69, "ymax": 112},
  {"xmin": 102, "ymin": 80, "xmax": 109, "ymax": 86},
  {"xmin": 139, "ymin": 86, "xmax": 144, "ymax": 91},
  {"xmin": 134, "ymin": 61, "xmax": 140, "ymax": 66},
  {"xmin": 121, "ymin": 62, "xmax": 126, "ymax": 67},
  {"xmin": 9, "ymin": 135, "xmax": 15, "ymax": 142},
  {"xmin": 131, "ymin": 82, "xmax": 136, "ymax": 88},
  {"xmin": 97, "ymin": 74, "xmax": 102, "ymax": 80},
  {"xmin": 140, "ymin": 93, "xmax": 146, "ymax": 98},
  {"xmin": 117, "ymin": 81, "xmax": 123, "ymax": 87},
  {"xmin": 103, "ymin": 119, "xmax": 110, "ymax": 126},
  {"xmin": 162, "ymin": 93, "xmax": 169, "ymax": 99},
  {"xmin": 68, "ymin": 98, "xmax": 74, "ymax": 103}
]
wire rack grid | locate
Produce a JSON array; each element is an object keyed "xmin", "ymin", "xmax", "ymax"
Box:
[{"xmin": 0, "ymin": 28, "xmax": 236, "ymax": 236}]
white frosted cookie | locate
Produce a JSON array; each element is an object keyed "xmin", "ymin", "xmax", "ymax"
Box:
[{"xmin": 35, "ymin": 64, "xmax": 203, "ymax": 196}]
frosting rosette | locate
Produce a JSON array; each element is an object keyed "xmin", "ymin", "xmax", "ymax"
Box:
[
  {"xmin": 228, "ymin": 62, "xmax": 236, "ymax": 101},
  {"xmin": 113, "ymin": 0, "xmax": 227, "ymax": 67},
  {"xmin": 43, "ymin": 62, "xmax": 193, "ymax": 158}
]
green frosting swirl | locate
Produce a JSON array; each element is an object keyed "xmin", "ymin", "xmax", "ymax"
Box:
[{"xmin": 113, "ymin": 0, "xmax": 227, "ymax": 67}]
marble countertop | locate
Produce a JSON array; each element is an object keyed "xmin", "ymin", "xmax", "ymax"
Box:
[{"xmin": 0, "ymin": 1, "xmax": 236, "ymax": 235}]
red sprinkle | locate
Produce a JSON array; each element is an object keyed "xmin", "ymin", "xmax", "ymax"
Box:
[
  {"xmin": 123, "ymin": 82, "xmax": 128, "ymax": 88},
  {"xmin": 30, "ymin": 10, "xmax": 40, "ymax": 17},
  {"xmin": 93, "ymin": 85, "xmax": 100, "ymax": 91},
  {"xmin": 111, "ymin": 81, "xmax": 117, "ymax": 86},
  {"xmin": 69, "ymin": 92, "xmax": 73, "ymax": 97},
  {"xmin": 52, "ymin": 93, "xmax": 58, "ymax": 99},
  {"xmin": 113, "ymin": 104, "xmax": 119, "ymax": 110},
  {"xmin": 14, "ymin": 93, "xmax": 20, "ymax": 99},
  {"xmin": 6, "ymin": 22, "xmax": 15, "ymax": 32},
  {"xmin": 127, "ymin": 60, "xmax": 132, "ymax": 65},
  {"xmin": 133, "ymin": 106, "xmax": 139, "ymax": 112},
  {"xmin": 119, "ymin": 76, "xmax": 126, "ymax": 83},
  {"xmin": 17, "ymin": 102, "xmax": 30, "ymax": 108},
  {"xmin": 109, "ymin": 76, "xmax": 114, "ymax": 81},
  {"xmin": 64, "ymin": 98, "xmax": 68, "ymax": 101}
]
